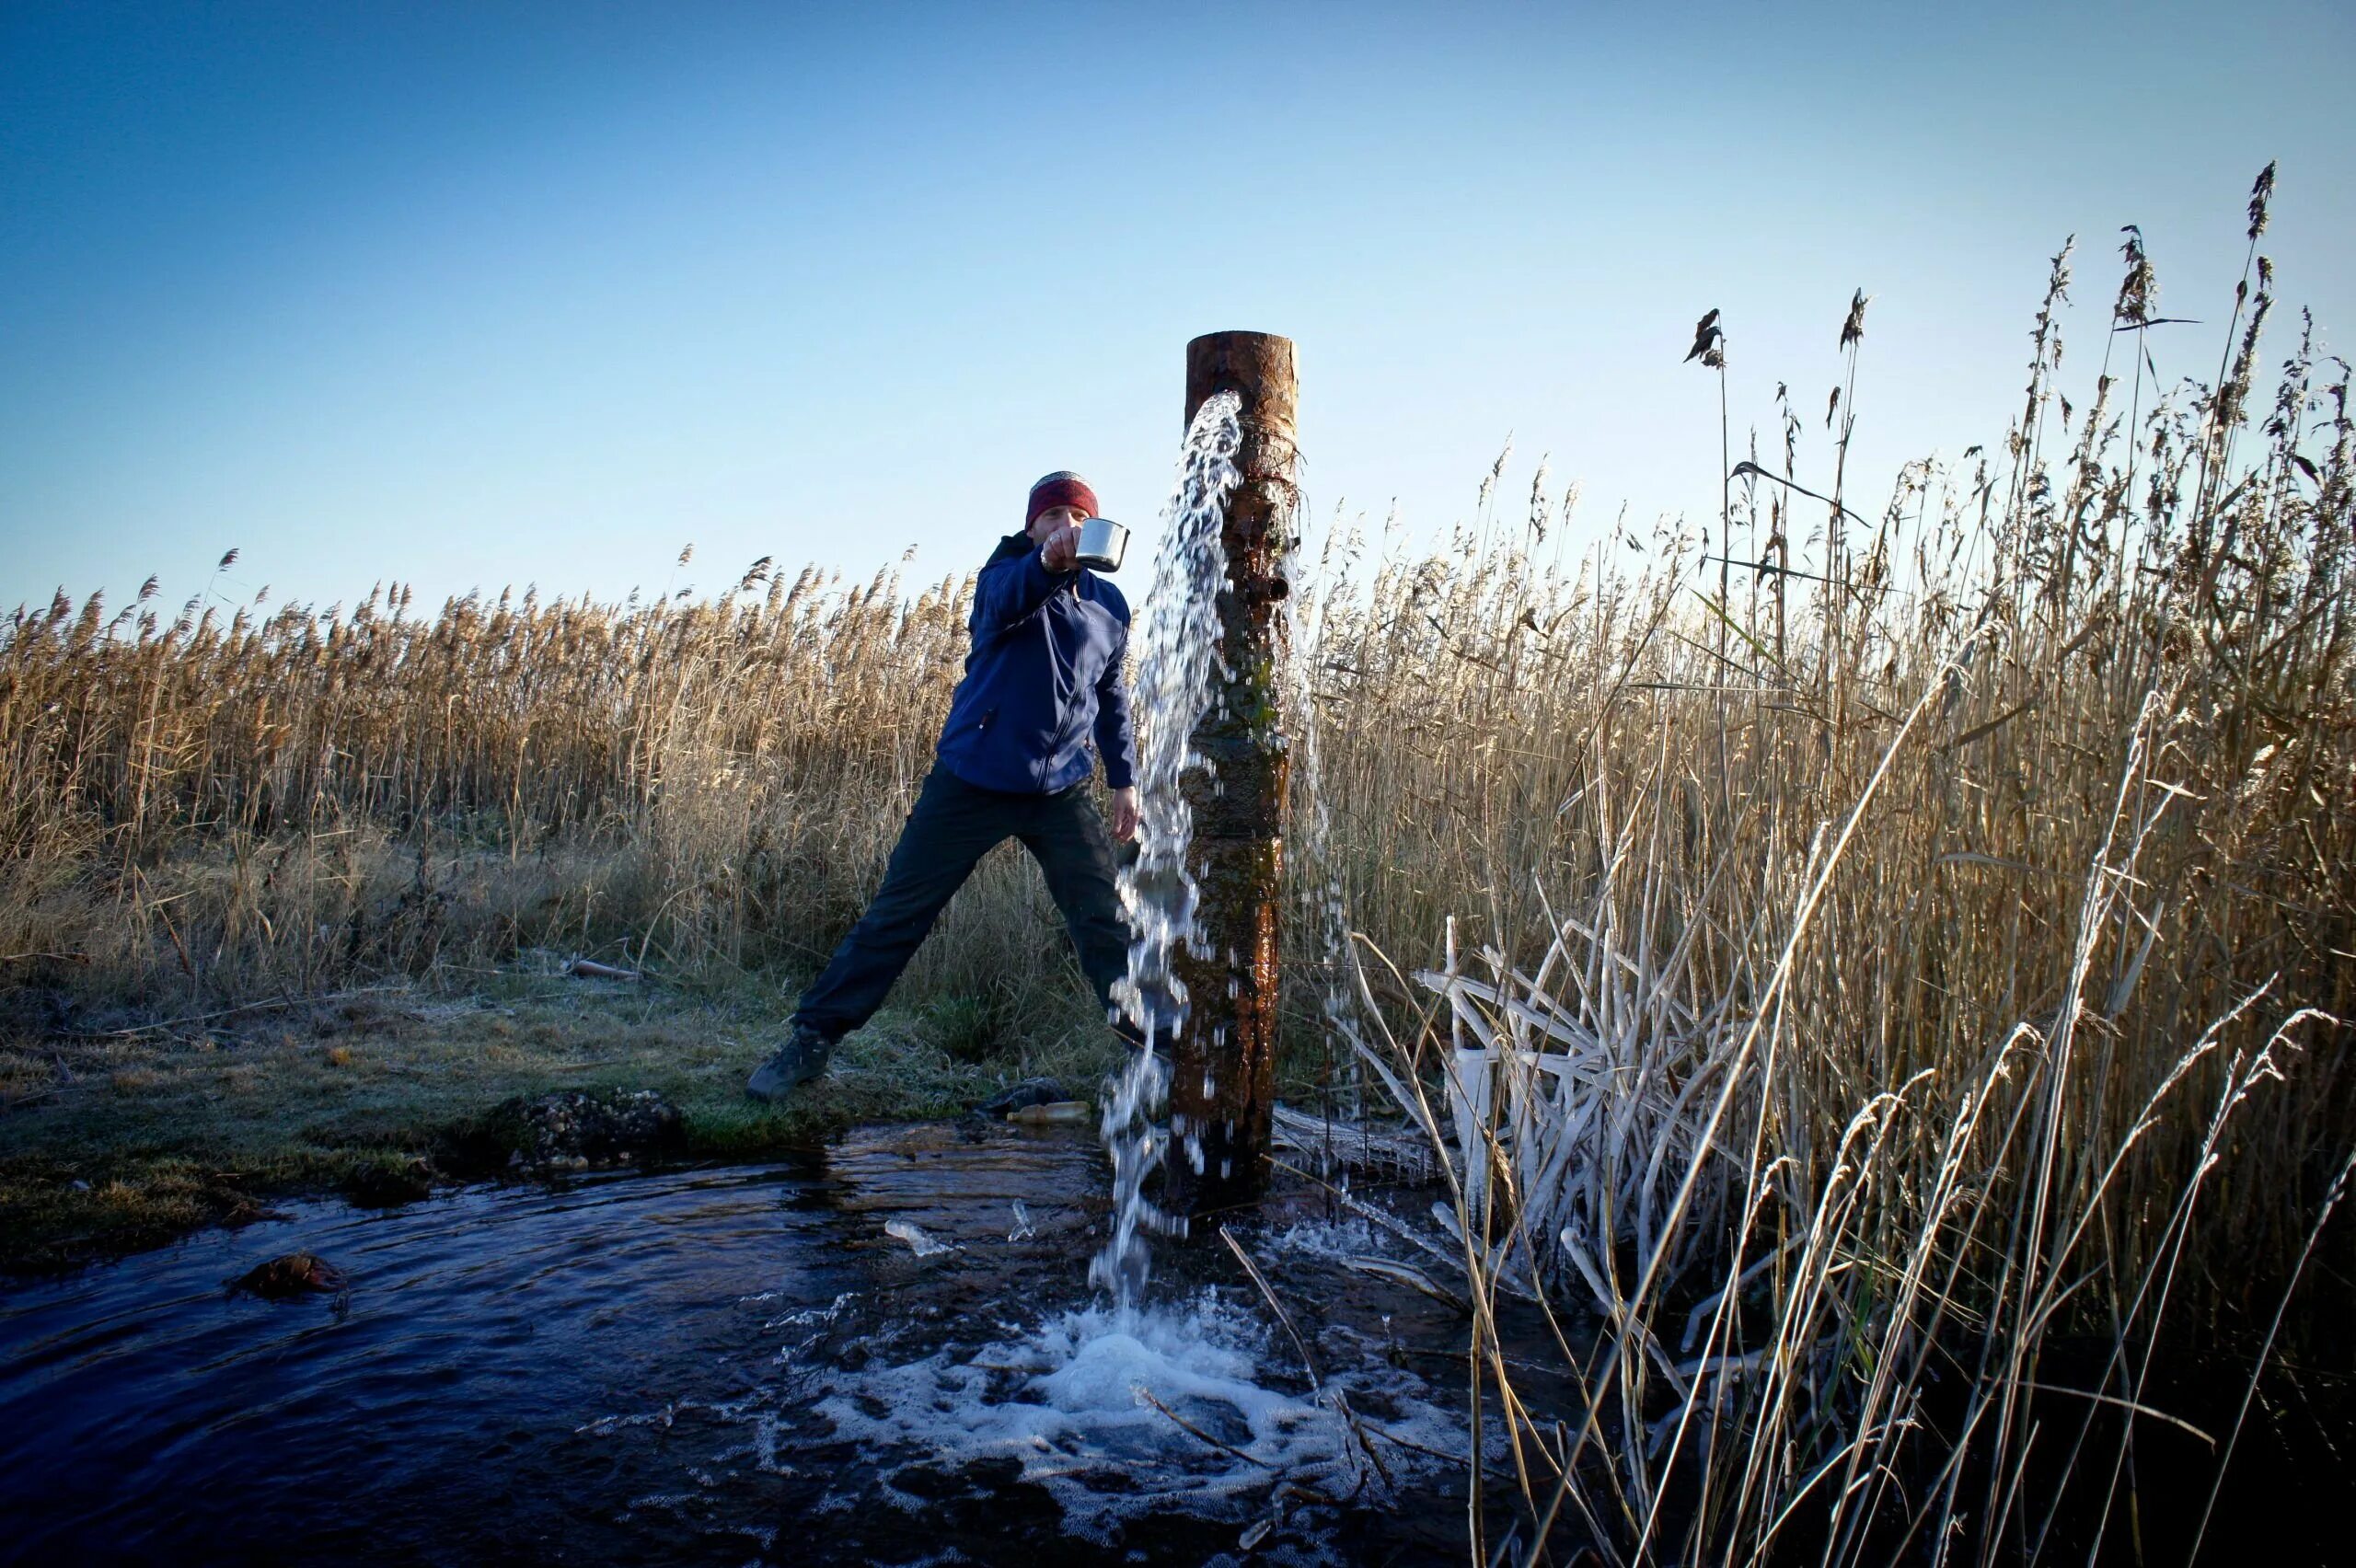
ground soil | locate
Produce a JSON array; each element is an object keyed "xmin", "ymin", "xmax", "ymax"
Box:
[{"xmin": 0, "ymin": 969, "xmax": 1122, "ymax": 1274}]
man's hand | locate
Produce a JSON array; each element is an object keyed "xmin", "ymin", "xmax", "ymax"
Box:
[
  {"xmin": 1040, "ymin": 521, "xmax": 1081, "ymax": 572},
  {"xmin": 1110, "ymin": 786, "xmax": 1140, "ymax": 843}
]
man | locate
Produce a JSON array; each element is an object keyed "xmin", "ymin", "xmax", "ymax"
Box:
[{"xmin": 745, "ymin": 470, "xmax": 1142, "ymax": 1101}]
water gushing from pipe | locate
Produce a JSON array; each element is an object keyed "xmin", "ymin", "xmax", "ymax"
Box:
[{"xmin": 1093, "ymin": 390, "xmax": 1243, "ymax": 1307}]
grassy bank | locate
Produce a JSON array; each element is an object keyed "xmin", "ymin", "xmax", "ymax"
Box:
[
  {"xmin": 4, "ymin": 170, "xmax": 2350, "ymax": 1435},
  {"xmin": 0, "ymin": 966, "xmax": 1120, "ymax": 1273}
]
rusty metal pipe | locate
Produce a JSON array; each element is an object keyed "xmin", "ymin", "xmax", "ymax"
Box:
[{"xmin": 1166, "ymin": 330, "xmax": 1297, "ymax": 1216}]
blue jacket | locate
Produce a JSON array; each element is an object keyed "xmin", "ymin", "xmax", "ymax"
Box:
[{"xmin": 934, "ymin": 533, "xmax": 1137, "ymax": 794}]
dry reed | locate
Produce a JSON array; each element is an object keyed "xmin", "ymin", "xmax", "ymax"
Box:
[
  {"xmin": 1, "ymin": 162, "xmax": 2348, "ymax": 1563},
  {"xmin": 1310, "ymin": 165, "xmax": 2351, "ymax": 1563}
]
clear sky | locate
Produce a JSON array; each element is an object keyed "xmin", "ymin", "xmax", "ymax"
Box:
[{"xmin": 4, "ymin": 1, "xmax": 2350, "ymax": 617}]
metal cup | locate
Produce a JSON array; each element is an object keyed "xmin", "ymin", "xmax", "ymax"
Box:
[{"xmin": 1075, "ymin": 516, "xmax": 1128, "ymax": 572}]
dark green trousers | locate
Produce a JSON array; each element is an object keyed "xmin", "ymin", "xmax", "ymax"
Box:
[{"xmin": 791, "ymin": 767, "xmax": 1133, "ymax": 1043}]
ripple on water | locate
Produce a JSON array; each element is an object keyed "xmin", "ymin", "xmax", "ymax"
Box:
[{"xmin": 2, "ymin": 1125, "xmax": 1514, "ymax": 1565}]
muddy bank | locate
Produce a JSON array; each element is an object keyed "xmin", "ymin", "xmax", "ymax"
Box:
[{"xmin": 0, "ymin": 975, "xmax": 1122, "ymax": 1274}]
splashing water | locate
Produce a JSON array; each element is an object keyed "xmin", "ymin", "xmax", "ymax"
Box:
[
  {"xmin": 1093, "ymin": 390, "xmax": 1244, "ymax": 1307},
  {"xmin": 804, "ymin": 1287, "xmax": 1476, "ymax": 1550},
  {"xmin": 0, "ymin": 1134, "xmax": 1503, "ymax": 1562},
  {"xmin": 771, "ymin": 397, "xmax": 1494, "ymax": 1555}
]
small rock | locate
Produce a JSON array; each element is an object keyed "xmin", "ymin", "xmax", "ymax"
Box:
[
  {"xmin": 227, "ymin": 1251, "xmax": 349, "ymax": 1301},
  {"xmin": 220, "ymin": 1197, "xmax": 292, "ymax": 1228},
  {"xmin": 343, "ymin": 1157, "xmax": 434, "ymax": 1209},
  {"xmin": 972, "ymin": 1078, "xmax": 1067, "ymax": 1119},
  {"xmin": 485, "ymin": 1088, "xmax": 686, "ymax": 1172}
]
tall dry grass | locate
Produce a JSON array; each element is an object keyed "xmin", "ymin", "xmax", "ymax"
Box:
[
  {"xmin": 1, "ymin": 167, "xmax": 2348, "ymax": 1559},
  {"xmin": 0, "ymin": 553, "xmax": 1085, "ymax": 1026},
  {"xmin": 1302, "ymin": 167, "xmax": 2352, "ymax": 1562}
]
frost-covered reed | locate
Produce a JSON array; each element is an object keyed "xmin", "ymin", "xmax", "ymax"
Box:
[
  {"xmin": 2, "ymin": 168, "xmax": 2348, "ymax": 1563},
  {"xmin": 1316, "ymin": 166, "xmax": 2351, "ymax": 1563}
]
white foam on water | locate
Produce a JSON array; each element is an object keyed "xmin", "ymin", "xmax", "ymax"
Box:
[
  {"xmin": 1260, "ymin": 1215, "xmax": 1387, "ymax": 1264},
  {"xmin": 809, "ymin": 1289, "xmax": 1472, "ymax": 1546},
  {"xmin": 884, "ymin": 1219, "xmax": 956, "ymax": 1257},
  {"xmin": 766, "ymin": 1290, "xmax": 859, "ymax": 1332}
]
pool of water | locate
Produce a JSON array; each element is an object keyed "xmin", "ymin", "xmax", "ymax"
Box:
[{"xmin": 1, "ymin": 1123, "xmax": 1542, "ymax": 1566}]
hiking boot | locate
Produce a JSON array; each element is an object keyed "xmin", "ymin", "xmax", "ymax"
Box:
[{"xmin": 745, "ymin": 1025, "xmax": 835, "ymax": 1104}]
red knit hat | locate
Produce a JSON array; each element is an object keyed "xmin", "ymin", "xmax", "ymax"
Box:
[{"xmin": 1026, "ymin": 470, "xmax": 1099, "ymax": 525}]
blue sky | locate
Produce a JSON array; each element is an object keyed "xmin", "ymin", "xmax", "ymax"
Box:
[{"xmin": 4, "ymin": 1, "xmax": 2350, "ymax": 616}]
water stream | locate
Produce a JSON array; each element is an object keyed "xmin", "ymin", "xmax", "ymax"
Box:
[
  {"xmin": 0, "ymin": 397, "xmax": 1556, "ymax": 1564},
  {"xmin": 0, "ymin": 1128, "xmax": 1542, "ymax": 1565},
  {"xmin": 1096, "ymin": 388, "xmax": 1243, "ymax": 1307}
]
